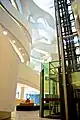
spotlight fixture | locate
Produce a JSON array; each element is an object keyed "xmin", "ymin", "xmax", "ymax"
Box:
[
  {"xmin": 12, "ymin": 40, "xmax": 16, "ymax": 43},
  {"xmin": 3, "ymin": 31, "xmax": 7, "ymax": 35},
  {"xmin": 19, "ymin": 48, "xmax": 22, "ymax": 50}
]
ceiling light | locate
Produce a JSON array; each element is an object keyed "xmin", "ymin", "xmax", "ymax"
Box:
[
  {"xmin": 22, "ymin": 53, "xmax": 25, "ymax": 56},
  {"xmin": 12, "ymin": 40, "xmax": 16, "ymax": 43},
  {"xmin": 19, "ymin": 48, "xmax": 22, "ymax": 50},
  {"xmin": 3, "ymin": 31, "xmax": 7, "ymax": 35}
]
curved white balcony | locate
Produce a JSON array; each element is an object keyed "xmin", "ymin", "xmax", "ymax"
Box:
[
  {"xmin": 0, "ymin": 0, "xmax": 32, "ymax": 39},
  {"xmin": 0, "ymin": 1, "xmax": 32, "ymax": 63},
  {"xmin": 0, "ymin": 1, "xmax": 40, "ymax": 116}
]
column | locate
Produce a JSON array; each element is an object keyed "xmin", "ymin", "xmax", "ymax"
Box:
[
  {"xmin": 0, "ymin": 32, "xmax": 19, "ymax": 119},
  {"xmin": 20, "ymin": 87, "xmax": 25, "ymax": 99}
]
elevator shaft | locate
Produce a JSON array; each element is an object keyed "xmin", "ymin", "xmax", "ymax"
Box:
[{"xmin": 55, "ymin": 0, "xmax": 80, "ymax": 120}]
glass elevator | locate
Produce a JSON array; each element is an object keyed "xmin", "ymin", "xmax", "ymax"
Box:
[{"xmin": 40, "ymin": 0, "xmax": 80, "ymax": 120}]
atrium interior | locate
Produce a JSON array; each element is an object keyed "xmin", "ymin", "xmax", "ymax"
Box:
[{"xmin": 0, "ymin": 0, "xmax": 80, "ymax": 120}]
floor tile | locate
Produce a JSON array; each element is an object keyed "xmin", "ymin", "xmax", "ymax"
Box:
[{"xmin": 11, "ymin": 111, "xmax": 59, "ymax": 120}]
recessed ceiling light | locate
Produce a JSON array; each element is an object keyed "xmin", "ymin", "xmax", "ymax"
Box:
[
  {"xmin": 12, "ymin": 40, "xmax": 16, "ymax": 43},
  {"xmin": 19, "ymin": 48, "xmax": 22, "ymax": 50},
  {"xmin": 3, "ymin": 31, "xmax": 7, "ymax": 35},
  {"xmin": 22, "ymin": 53, "xmax": 25, "ymax": 56}
]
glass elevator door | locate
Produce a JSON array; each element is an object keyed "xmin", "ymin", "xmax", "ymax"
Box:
[{"xmin": 40, "ymin": 61, "xmax": 60, "ymax": 119}]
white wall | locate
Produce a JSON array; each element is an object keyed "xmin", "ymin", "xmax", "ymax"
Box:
[
  {"xmin": 0, "ymin": 8, "xmax": 31, "ymax": 59},
  {"xmin": 18, "ymin": 63, "xmax": 40, "ymax": 90},
  {"xmin": 0, "ymin": 1, "xmax": 40, "ymax": 112},
  {"xmin": 0, "ymin": 33, "xmax": 19, "ymax": 112}
]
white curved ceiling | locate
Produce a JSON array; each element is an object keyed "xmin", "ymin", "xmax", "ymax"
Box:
[
  {"xmin": 10, "ymin": 0, "xmax": 58, "ymax": 72},
  {"xmin": 0, "ymin": 0, "xmax": 32, "ymax": 63}
]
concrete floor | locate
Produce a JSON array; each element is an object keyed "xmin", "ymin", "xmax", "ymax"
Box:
[{"xmin": 11, "ymin": 111, "xmax": 58, "ymax": 120}]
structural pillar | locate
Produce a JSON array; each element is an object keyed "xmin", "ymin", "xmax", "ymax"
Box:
[
  {"xmin": 0, "ymin": 31, "xmax": 19, "ymax": 119},
  {"xmin": 20, "ymin": 87, "xmax": 25, "ymax": 99}
]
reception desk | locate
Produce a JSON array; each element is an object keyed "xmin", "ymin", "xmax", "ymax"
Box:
[
  {"xmin": 15, "ymin": 99, "xmax": 40, "ymax": 111},
  {"xmin": 15, "ymin": 99, "xmax": 34, "ymax": 105},
  {"xmin": 16, "ymin": 104, "xmax": 40, "ymax": 111}
]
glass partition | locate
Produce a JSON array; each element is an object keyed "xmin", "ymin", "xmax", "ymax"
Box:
[{"xmin": 40, "ymin": 61, "xmax": 60, "ymax": 119}]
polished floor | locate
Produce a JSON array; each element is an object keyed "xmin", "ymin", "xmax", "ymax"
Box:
[{"xmin": 11, "ymin": 111, "xmax": 58, "ymax": 120}]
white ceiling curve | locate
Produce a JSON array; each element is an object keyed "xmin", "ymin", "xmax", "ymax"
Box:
[{"xmin": 18, "ymin": 0, "xmax": 58, "ymax": 72}]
